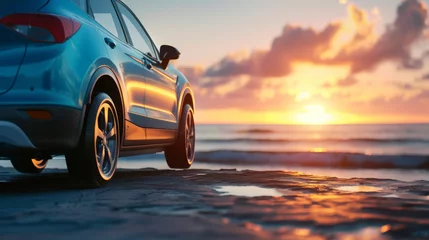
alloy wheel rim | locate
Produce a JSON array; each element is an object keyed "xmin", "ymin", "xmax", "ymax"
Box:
[
  {"xmin": 94, "ymin": 103, "xmax": 118, "ymax": 180},
  {"xmin": 185, "ymin": 111, "xmax": 195, "ymax": 164}
]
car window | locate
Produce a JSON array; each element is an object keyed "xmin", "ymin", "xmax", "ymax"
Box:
[
  {"xmin": 116, "ymin": 2, "xmax": 157, "ymax": 59},
  {"xmin": 72, "ymin": 0, "xmax": 87, "ymax": 12},
  {"xmin": 90, "ymin": 0, "xmax": 126, "ymax": 41}
]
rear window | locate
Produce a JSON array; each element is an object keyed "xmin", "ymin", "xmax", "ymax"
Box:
[{"xmin": 72, "ymin": 0, "xmax": 87, "ymax": 12}]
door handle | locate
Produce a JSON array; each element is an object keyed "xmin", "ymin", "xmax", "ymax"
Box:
[
  {"xmin": 143, "ymin": 58, "xmax": 152, "ymax": 70},
  {"xmin": 104, "ymin": 37, "xmax": 116, "ymax": 49}
]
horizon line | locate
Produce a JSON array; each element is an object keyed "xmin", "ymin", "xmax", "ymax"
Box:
[{"xmin": 195, "ymin": 122, "xmax": 429, "ymax": 126}]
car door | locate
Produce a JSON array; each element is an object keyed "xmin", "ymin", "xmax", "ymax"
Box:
[
  {"xmin": 115, "ymin": 1, "xmax": 178, "ymax": 141},
  {"xmin": 89, "ymin": 0, "xmax": 152, "ymax": 145}
]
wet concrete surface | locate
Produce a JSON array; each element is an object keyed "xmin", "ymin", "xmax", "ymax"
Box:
[{"xmin": 1, "ymin": 167, "xmax": 429, "ymax": 239}]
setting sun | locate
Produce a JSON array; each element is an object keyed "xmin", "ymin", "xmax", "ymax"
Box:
[{"xmin": 296, "ymin": 105, "xmax": 333, "ymax": 125}]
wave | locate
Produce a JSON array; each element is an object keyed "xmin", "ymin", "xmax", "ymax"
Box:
[
  {"xmin": 195, "ymin": 150, "xmax": 429, "ymax": 170},
  {"xmin": 198, "ymin": 138, "xmax": 429, "ymax": 144},
  {"xmin": 235, "ymin": 129, "xmax": 275, "ymax": 134}
]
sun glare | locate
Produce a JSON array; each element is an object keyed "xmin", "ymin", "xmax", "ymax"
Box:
[
  {"xmin": 296, "ymin": 105, "xmax": 333, "ymax": 125},
  {"xmin": 295, "ymin": 92, "xmax": 311, "ymax": 102}
]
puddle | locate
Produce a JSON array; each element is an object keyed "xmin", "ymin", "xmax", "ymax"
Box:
[
  {"xmin": 384, "ymin": 194, "xmax": 399, "ymax": 198},
  {"xmin": 335, "ymin": 227, "xmax": 388, "ymax": 240},
  {"xmin": 215, "ymin": 186, "xmax": 283, "ymax": 197},
  {"xmin": 183, "ymin": 173, "xmax": 207, "ymax": 178},
  {"xmin": 293, "ymin": 228, "xmax": 311, "ymax": 237},
  {"xmin": 335, "ymin": 185, "xmax": 383, "ymax": 193},
  {"xmin": 132, "ymin": 206, "xmax": 200, "ymax": 216},
  {"xmin": 384, "ymin": 193, "xmax": 429, "ymax": 201}
]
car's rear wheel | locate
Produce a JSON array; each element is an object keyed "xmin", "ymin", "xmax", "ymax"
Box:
[
  {"xmin": 10, "ymin": 157, "xmax": 48, "ymax": 174},
  {"xmin": 66, "ymin": 93, "xmax": 120, "ymax": 188},
  {"xmin": 165, "ymin": 104, "xmax": 195, "ymax": 169}
]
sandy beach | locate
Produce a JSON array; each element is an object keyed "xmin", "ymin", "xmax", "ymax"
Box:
[{"xmin": 1, "ymin": 166, "xmax": 428, "ymax": 240}]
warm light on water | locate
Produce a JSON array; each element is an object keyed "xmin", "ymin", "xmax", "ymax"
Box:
[
  {"xmin": 293, "ymin": 228, "xmax": 311, "ymax": 237},
  {"xmin": 215, "ymin": 186, "xmax": 283, "ymax": 197},
  {"xmin": 335, "ymin": 185, "xmax": 383, "ymax": 193},
  {"xmin": 196, "ymin": 124, "xmax": 429, "ymax": 155},
  {"xmin": 336, "ymin": 227, "xmax": 389, "ymax": 240},
  {"xmin": 311, "ymin": 147, "xmax": 327, "ymax": 153}
]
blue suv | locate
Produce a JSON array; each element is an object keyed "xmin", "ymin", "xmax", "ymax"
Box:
[{"xmin": 0, "ymin": 0, "xmax": 196, "ymax": 187}]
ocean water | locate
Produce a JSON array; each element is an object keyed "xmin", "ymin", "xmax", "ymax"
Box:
[
  {"xmin": 192, "ymin": 124, "xmax": 429, "ymax": 171},
  {"xmin": 1, "ymin": 124, "xmax": 428, "ymax": 181},
  {"xmin": 196, "ymin": 124, "xmax": 429, "ymax": 155}
]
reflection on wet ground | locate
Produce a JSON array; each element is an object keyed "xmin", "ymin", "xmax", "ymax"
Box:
[
  {"xmin": 0, "ymin": 167, "xmax": 429, "ymax": 239},
  {"xmin": 215, "ymin": 186, "xmax": 283, "ymax": 197},
  {"xmin": 335, "ymin": 185, "xmax": 383, "ymax": 193},
  {"xmin": 336, "ymin": 227, "xmax": 389, "ymax": 240}
]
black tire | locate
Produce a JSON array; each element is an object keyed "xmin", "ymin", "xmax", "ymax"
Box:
[
  {"xmin": 165, "ymin": 104, "xmax": 195, "ymax": 169},
  {"xmin": 66, "ymin": 93, "xmax": 120, "ymax": 188},
  {"xmin": 10, "ymin": 157, "xmax": 48, "ymax": 174}
]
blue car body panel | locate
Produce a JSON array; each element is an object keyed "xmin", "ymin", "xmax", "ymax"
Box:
[
  {"xmin": 0, "ymin": 0, "xmax": 195, "ymax": 156},
  {"xmin": 0, "ymin": 0, "xmax": 93, "ymax": 109},
  {"xmin": 0, "ymin": 25, "xmax": 27, "ymax": 95},
  {"xmin": 0, "ymin": 0, "xmax": 51, "ymax": 95}
]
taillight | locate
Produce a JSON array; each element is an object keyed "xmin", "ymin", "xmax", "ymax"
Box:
[{"xmin": 0, "ymin": 13, "xmax": 81, "ymax": 43}]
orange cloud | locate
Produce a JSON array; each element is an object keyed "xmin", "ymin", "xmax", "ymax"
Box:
[
  {"xmin": 336, "ymin": 76, "xmax": 358, "ymax": 87},
  {"xmin": 332, "ymin": 0, "xmax": 428, "ymax": 73},
  {"xmin": 204, "ymin": 0, "xmax": 427, "ymax": 79},
  {"xmin": 204, "ymin": 23, "xmax": 341, "ymax": 78}
]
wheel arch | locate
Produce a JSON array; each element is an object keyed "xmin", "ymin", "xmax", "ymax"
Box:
[
  {"xmin": 84, "ymin": 66, "xmax": 126, "ymax": 144},
  {"xmin": 177, "ymin": 86, "xmax": 195, "ymax": 125},
  {"xmin": 178, "ymin": 87, "xmax": 195, "ymax": 115}
]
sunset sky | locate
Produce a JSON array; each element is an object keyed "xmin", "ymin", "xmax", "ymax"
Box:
[{"xmin": 124, "ymin": 0, "xmax": 429, "ymax": 124}]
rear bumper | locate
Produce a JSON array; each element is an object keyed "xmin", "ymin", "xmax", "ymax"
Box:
[
  {"xmin": 0, "ymin": 122, "xmax": 35, "ymax": 149},
  {"xmin": 0, "ymin": 106, "xmax": 83, "ymax": 156}
]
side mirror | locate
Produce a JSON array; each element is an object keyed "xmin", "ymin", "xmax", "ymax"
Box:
[{"xmin": 160, "ymin": 45, "xmax": 180, "ymax": 69}]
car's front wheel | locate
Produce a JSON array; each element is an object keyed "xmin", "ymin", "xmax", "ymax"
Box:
[
  {"xmin": 165, "ymin": 104, "xmax": 195, "ymax": 169},
  {"xmin": 66, "ymin": 93, "xmax": 120, "ymax": 188},
  {"xmin": 10, "ymin": 157, "xmax": 48, "ymax": 174}
]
